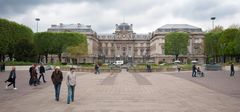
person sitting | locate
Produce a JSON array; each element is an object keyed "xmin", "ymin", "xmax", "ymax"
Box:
[{"xmin": 196, "ymin": 67, "xmax": 204, "ymax": 77}]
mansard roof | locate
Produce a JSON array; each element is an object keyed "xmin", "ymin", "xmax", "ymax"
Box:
[
  {"xmin": 156, "ymin": 24, "xmax": 202, "ymax": 32},
  {"xmin": 48, "ymin": 23, "xmax": 94, "ymax": 32}
]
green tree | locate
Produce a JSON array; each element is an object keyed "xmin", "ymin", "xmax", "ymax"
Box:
[
  {"xmin": 0, "ymin": 18, "xmax": 34, "ymax": 62},
  {"xmin": 15, "ymin": 39, "xmax": 37, "ymax": 62},
  {"xmin": 204, "ymin": 31, "xmax": 222, "ymax": 63},
  {"xmin": 219, "ymin": 28, "xmax": 239, "ymax": 62},
  {"xmin": 34, "ymin": 32, "xmax": 55, "ymax": 63},
  {"xmin": 66, "ymin": 43, "xmax": 88, "ymax": 64},
  {"xmin": 34, "ymin": 32, "xmax": 87, "ymax": 63},
  {"xmin": 165, "ymin": 32, "xmax": 189, "ymax": 60},
  {"xmin": 234, "ymin": 30, "xmax": 240, "ymax": 62}
]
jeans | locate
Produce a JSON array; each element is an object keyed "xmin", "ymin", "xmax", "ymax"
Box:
[
  {"xmin": 54, "ymin": 83, "xmax": 61, "ymax": 101},
  {"xmin": 192, "ymin": 70, "xmax": 196, "ymax": 77},
  {"xmin": 29, "ymin": 75, "xmax": 33, "ymax": 85},
  {"xmin": 67, "ymin": 85, "xmax": 75, "ymax": 104},
  {"xmin": 96, "ymin": 68, "xmax": 100, "ymax": 74}
]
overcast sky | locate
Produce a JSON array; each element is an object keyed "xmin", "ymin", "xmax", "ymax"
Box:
[{"xmin": 1, "ymin": 0, "xmax": 240, "ymax": 33}]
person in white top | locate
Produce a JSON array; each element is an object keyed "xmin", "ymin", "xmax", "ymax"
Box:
[{"xmin": 66, "ymin": 68, "xmax": 76, "ymax": 104}]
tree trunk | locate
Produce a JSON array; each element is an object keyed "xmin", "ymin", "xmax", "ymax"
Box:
[
  {"xmin": 8, "ymin": 53, "xmax": 13, "ymax": 61},
  {"xmin": 175, "ymin": 54, "xmax": 179, "ymax": 60},
  {"xmin": 58, "ymin": 53, "xmax": 62, "ymax": 63},
  {"xmin": 45, "ymin": 54, "xmax": 48, "ymax": 63},
  {"xmin": 0, "ymin": 54, "xmax": 2, "ymax": 62},
  {"xmin": 237, "ymin": 55, "xmax": 240, "ymax": 63},
  {"xmin": 51, "ymin": 55, "xmax": 53, "ymax": 64},
  {"xmin": 37, "ymin": 55, "xmax": 40, "ymax": 63}
]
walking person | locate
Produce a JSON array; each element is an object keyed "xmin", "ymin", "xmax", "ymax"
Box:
[
  {"xmin": 29, "ymin": 65, "xmax": 34, "ymax": 86},
  {"xmin": 39, "ymin": 63, "xmax": 46, "ymax": 83},
  {"xmin": 51, "ymin": 66, "xmax": 63, "ymax": 101},
  {"xmin": 66, "ymin": 68, "xmax": 76, "ymax": 104},
  {"xmin": 95, "ymin": 63, "xmax": 100, "ymax": 74},
  {"xmin": 177, "ymin": 64, "xmax": 181, "ymax": 72},
  {"xmin": 230, "ymin": 63, "xmax": 235, "ymax": 77},
  {"xmin": 5, "ymin": 67, "xmax": 17, "ymax": 90},
  {"xmin": 31, "ymin": 65, "xmax": 38, "ymax": 86},
  {"xmin": 192, "ymin": 64, "xmax": 197, "ymax": 77}
]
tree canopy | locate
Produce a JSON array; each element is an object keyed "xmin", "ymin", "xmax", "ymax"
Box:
[
  {"xmin": 205, "ymin": 27, "xmax": 240, "ymax": 63},
  {"xmin": 34, "ymin": 32, "xmax": 88, "ymax": 63},
  {"xmin": 0, "ymin": 18, "xmax": 34, "ymax": 62},
  {"xmin": 164, "ymin": 32, "xmax": 189, "ymax": 60}
]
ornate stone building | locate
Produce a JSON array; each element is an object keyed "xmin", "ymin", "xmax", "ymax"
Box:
[
  {"xmin": 150, "ymin": 24, "xmax": 205, "ymax": 64},
  {"xmin": 97, "ymin": 23, "xmax": 151, "ymax": 64},
  {"xmin": 47, "ymin": 23, "xmax": 205, "ymax": 64}
]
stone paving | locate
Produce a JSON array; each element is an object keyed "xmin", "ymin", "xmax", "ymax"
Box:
[{"xmin": 0, "ymin": 69, "xmax": 240, "ymax": 112}]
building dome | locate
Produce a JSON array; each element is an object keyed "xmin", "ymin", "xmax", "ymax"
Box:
[{"xmin": 116, "ymin": 22, "xmax": 133, "ymax": 31}]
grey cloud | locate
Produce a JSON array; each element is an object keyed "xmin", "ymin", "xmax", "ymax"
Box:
[
  {"xmin": 172, "ymin": 0, "xmax": 239, "ymax": 21},
  {"xmin": 0, "ymin": 0, "xmax": 109, "ymax": 16},
  {"xmin": 1, "ymin": 0, "xmax": 239, "ymax": 33}
]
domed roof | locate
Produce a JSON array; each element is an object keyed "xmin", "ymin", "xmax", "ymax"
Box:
[{"xmin": 116, "ymin": 22, "xmax": 133, "ymax": 31}]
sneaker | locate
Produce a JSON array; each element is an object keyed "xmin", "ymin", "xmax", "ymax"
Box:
[
  {"xmin": 13, "ymin": 88, "xmax": 17, "ymax": 90},
  {"xmin": 5, "ymin": 85, "xmax": 8, "ymax": 89}
]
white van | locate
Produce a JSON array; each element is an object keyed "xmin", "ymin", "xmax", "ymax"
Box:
[{"xmin": 113, "ymin": 60, "xmax": 124, "ymax": 65}]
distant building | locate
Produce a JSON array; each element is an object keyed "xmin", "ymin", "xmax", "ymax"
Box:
[
  {"xmin": 47, "ymin": 23, "xmax": 98, "ymax": 63},
  {"xmin": 97, "ymin": 23, "xmax": 151, "ymax": 64},
  {"xmin": 151, "ymin": 24, "xmax": 205, "ymax": 64},
  {"xmin": 47, "ymin": 23, "xmax": 205, "ymax": 64}
]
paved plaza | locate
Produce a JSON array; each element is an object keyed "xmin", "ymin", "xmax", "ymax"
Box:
[{"xmin": 0, "ymin": 69, "xmax": 240, "ymax": 112}]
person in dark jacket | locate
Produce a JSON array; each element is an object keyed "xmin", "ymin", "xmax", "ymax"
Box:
[
  {"xmin": 230, "ymin": 63, "xmax": 235, "ymax": 77},
  {"xmin": 39, "ymin": 63, "xmax": 46, "ymax": 83},
  {"xmin": 51, "ymin": 66, "xmax": 63, "ymax": 101},
  {"xmin": 5, "ymin": 67, "xmax": 17, "ymax": 90},
  {"xmin": 29, "ymin": 65, "xmax": 34, "ymax": 86},
  {"xmin": 95, "ymin": 64, "xmax": 100, "ymax": 74},
  {"xmin": 192, "ymin": 64, "xmax": 197, "ymax": 77}
]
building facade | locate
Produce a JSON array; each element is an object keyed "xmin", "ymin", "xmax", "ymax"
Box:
[
  {"xmin": 97, "ymin": 23, "xmax": 151, "ymax": 64},
  {"xmin": 150, "ymin": 24, "xmax": 205, "ymax": 64},
  {"xmin": 47, "ymin": 23, "xmax": 205, "ymax": 64}
]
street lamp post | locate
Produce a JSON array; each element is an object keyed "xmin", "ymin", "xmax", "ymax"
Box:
[
  {"xmin": 210, "ymin": 17, "xmax": 216, "ymax": 29},
  {"xmin": 35, "ymin": 18, "xmax": 40, "ymax": 32}
]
